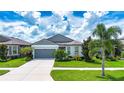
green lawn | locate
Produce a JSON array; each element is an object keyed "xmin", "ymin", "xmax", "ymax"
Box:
[
  {"xmin": 0, "ymin": 70, "xmax": 9, "ymax": 76},
  {"xmin": 54, "ymin": 59, "xmax": 124, "ymax": 67},
  {"xmin": 0, "ymin": 58, "xmax": 29, "ymax": 68},
  {"xmin": 51, "ymin": 70, "xmax": 124, "ymax": 81}
]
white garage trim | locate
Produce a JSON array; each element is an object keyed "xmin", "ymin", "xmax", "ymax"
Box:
[{"xmin": 32, "ymin": 45, "xmax": 59, "ymax": 49}]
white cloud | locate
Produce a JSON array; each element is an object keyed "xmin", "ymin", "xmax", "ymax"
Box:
[
  {"xmin": 67, "ymin": 11, "xmax": 109, "ymax": 41},
  {"xmin": 1, "ymin": 11, "xmax": 120, "ymax": 43},
  {"xmin": 0, "ymin": 21, "xmax": 46, "ymax": 42}
]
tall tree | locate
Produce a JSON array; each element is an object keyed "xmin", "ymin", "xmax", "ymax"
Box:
[
  {"xmin": 93, "ymin": 23, "xmax": 122, "ymax": 77},
  {"xmin": 82, "ymin": 36, "xmax": 92, "ymax": 62}
]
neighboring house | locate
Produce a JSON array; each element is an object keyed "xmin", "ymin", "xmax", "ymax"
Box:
[
  {"xmin": 119, "ymin": 37, "xmax": 124, "ymax": 50},
  {"xmin": 0, "ymin": 35, "xmax": 31, "ymax": 58},
  {"xmin": 32, "ymin": 34, "xmax": 82, "ymax": 58},
  {"xmin": 119, "ymin": 37, "xmax": 124, "ymax": 45}
]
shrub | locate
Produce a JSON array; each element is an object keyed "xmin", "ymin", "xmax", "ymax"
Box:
[
  {"xmin": 54, "ymin": 49, "xmax": 67, "ymax": 61},
  {"xmin": 73, "ymin": 55, "xmax": 82, "ymax": 61},
  {"xmin": 0, "ymin": 44, "xmax": 8, "ymax": 62},
  {"xmin": 116, "ymin": 56, "xmax": 120, "ymax": 60},
  {"xmin": 20, "ymin": 47, "xmax": 32, "ymax": 60},
  {"xmin": 110, "ymin": 56, "xmax": 117, "ymax": 61},
  {"xmin": 68, "ymin": 56, "xmax": 74, "ymax": 60}
]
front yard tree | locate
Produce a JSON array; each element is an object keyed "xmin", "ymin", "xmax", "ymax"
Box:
[
  {"xmin": 0, "ymin": 44, "xmax": 8, "ymax": 61},
  {"xmin": 20, "ymin": 47, "xmax": 32, "ymax": 61},
  {"xmin": 82, "ymin": 36, "xmax": 92, "ymax": 62},
  {"xmin": 93, "ymin": 23, "xmax": 122, "ymax": 77}
]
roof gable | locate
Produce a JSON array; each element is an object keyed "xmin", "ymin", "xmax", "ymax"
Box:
[
  {"xmin": 32, "ymin": 39, "xmax": 57, "ymax": 45},
  {"xmin": 47, "ymin": 34, "xmax": 73, "ymax": 43}
]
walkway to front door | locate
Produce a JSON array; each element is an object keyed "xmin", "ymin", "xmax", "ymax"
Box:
[{"xmin": 0, "ymin": 59, "xmax": 54, "ymax": 81}]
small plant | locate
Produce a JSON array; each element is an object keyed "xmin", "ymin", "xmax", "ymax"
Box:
[
  {"xmin": 54, "ymin": 49, "xmax": 67, "ymax": 61},
  {"xmin": 110, "ymin": 56, "xmax": 117, "ymax": 61},
  {"xmin": 73, "ymin": 55, "xmax": 81, "ymax": 61},
  {"xmin": 0, "ymin": 44, "xmax": 8, "ymax": 62},
  {"xmin": 116, "ymin": 56, "xmax": 120, "ymax": 60}
]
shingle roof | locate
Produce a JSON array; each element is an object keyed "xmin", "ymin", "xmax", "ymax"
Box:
[
  {"xmin": 0, "ymin": 35, "xmax": 30, "ymax": 45},
  {"xmin": 58, "ymin": 40, "xmax": 82, "ymax": 46},
  {"xmin": 32, "ymin": 39, "xmax": 57, "ymax": 45},
  {"xmin": 0, "ymin": 35, "xmax": 10, "ymax": 42},
  {"xmin": 47, "ymin": 34, "xmax": 73, "ymax": 43}
]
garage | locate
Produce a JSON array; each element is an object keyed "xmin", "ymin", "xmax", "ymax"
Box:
[
  {"xmin": 34, "ymin": 49, "xmax": 56, "ymax": 58},
  {"xmin": 32, "ymin": 39, "xmax": 59, "ymax": 59}
]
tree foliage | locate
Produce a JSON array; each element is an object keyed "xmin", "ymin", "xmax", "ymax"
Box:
[
  {"xmin": 54, "ymin": 49, "xmax": 67, "ymax": 61},
  {"xmin": 20, "ymin": 47, "xmax": 32, "ymax": 60},
  {"xmin": 0, "ymin": 44, "xmax": 8, "ymax": 61},
  {"xmin": 82, "ymin": 37, "xmax": 92, "ymax": 62},
  {"xmin": 93, "ymin": 23, "xmax": 122, "ymax": 77}
]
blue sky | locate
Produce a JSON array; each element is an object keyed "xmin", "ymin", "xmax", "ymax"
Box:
[{"xmin": 0, "ymin": 11, "xmax": 124, "ymax": 42}]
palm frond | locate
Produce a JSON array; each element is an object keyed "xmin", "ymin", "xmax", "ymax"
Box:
[{"xmin": 107, "ymin": 26, "xmax": 122, "ymax": 39}]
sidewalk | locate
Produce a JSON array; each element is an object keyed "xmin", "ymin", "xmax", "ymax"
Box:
[
  {"xmin": 0, "ymin": 68, "xmax": 16, "ymax": 70},
  {"xmin": 53, "ymin": 67, "xmax": 124, "ymax": 70}
]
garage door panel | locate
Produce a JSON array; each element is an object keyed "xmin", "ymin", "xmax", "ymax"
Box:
[{"xmin": 35, "ymin": 49, "xmax": 55, "ymax": 58}]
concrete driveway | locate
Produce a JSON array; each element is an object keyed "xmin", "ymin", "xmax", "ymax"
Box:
[{"xmin": 0, "ymin": 59, "xmax": 54, "ymax": 81}]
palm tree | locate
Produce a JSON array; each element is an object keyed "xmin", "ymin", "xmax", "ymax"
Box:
[{"xmin": 93, "ymin": 23, "xmax": 122, "ymax": 77}]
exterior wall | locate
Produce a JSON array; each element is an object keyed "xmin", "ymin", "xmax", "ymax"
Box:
[
  {"xmin": 120, "ymin": 40, "xmax": 124, "ymax": 50},
  {"xmin": 31, "ymin": 45, "xmax": 59, "ymax": 59},
  {"xmin": 32, "ymin": 44, "xmax": 82, "ymax": 58},
  {"xmin": 121, "ymin": 40, "xmax": 124, "ymax": 44},
  {"xmin": 65, "ymin": 45, "xmax": 82, "ymax": 57}
]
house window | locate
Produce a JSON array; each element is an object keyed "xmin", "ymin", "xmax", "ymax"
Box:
[
  {"xmin": 8, "ymin": 45, "xmax": 18, "ymax": 56},
  {"xmin": 67, "ymin": 46, "xmax": 70, "ymax": 55},
  {"xmin": 59, "ymin": 47, "xmax": 65, "ymax": 50},
  {"xmin": 75, "ymin": 46, "xmax": 79, "ymax": 56},
  {"xmin": 13, "ymin": 45, "xmax": 18, "ymax": 55},
  {"xmin": 8, "ymin": 46, "xmax": 12, "ymax": 56}
]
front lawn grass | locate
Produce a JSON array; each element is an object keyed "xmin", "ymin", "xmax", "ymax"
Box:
[
  {"xmin": 0, "ymin": 70, "xmax": 9, "ymax": 76},
  {"xmin": 54, "ymin": 58, "xmax": 124, "ymax": 68},
  {"xmin": 0, "ymin": 57, "xmax": 29, "ymax": 68},
  {"xmin": 51, "ymin": 70, "xmax": 124, "ymax": 81}
]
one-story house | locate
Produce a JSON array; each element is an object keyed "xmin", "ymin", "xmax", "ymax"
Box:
[
  {"xmin": 0, "ymin": 35, "xmax": 31, "ymax": 58},
  {"xmin": 32, "ymin": 34, "xmax": 82, "ymax": 58}
]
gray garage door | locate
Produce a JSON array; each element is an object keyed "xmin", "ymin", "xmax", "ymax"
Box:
[{"xmin": 34, "ymin": 49, "xmax": 55, "ymax": 58}]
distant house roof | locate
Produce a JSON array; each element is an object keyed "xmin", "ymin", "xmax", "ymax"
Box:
[
  {"xmin": 119, "ymin": 37, "xmax": 124, "ymax": 40},
  {"xmin": 0, "ymin": 35, "xmax": 30, "ymax": 45},
  {"xmin": 0, "ymin": 35, "xmax": 10, "ymax": 42},
  {"xmin": 47, "ymin": 34, "xmax": 73, "ymax": 43},
  {"xmin": 32, "ymin": 39, "xmax": 57, "ymax": 45}
]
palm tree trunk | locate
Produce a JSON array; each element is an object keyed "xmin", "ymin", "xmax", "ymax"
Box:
[{"xmin": 101, "ymin": 47, "xmax": 105, "ymax": 77}]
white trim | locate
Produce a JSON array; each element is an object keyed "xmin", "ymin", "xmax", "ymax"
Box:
[
  {"xmin": 32, "ymin": 48, "xmax": 35, "ymax": 59},
  {"xmin": 32, "ymin": 45, "xmax": 59, "ymax": 49}
]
